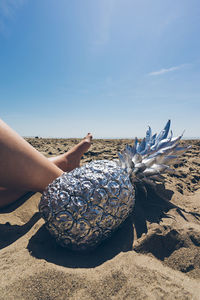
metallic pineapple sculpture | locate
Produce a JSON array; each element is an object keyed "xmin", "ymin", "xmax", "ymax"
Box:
[{"xmin": 39, "ymin": 120, "xmax": 188, "ymax": 251}]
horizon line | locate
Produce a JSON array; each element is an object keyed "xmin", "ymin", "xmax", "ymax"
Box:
[{"xmin": 23, "ymin": 136, "xmax": 200, "ymax": 140}]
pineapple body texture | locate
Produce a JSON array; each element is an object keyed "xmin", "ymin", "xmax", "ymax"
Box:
[{"xmin": 39, "ymin": 160, "xmax": 135, "ymax": 251}]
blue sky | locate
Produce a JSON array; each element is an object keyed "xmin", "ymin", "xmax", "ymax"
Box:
[{"xmin": 0, "ymin": 0, "xmax": 200, "ymax": 138}]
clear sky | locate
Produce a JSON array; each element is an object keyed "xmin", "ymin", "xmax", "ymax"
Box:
[{"xmin": 0, "ymin": 0, "xmax": 200, "ymax": 138}]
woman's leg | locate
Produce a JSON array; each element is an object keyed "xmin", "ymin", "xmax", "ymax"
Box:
[
  {"xmin": 0, "ymin": 119, "xmax": 92, "ymax": 208},
  {"xmin": 0, "ymin": 119, "xmax": 63, "ymax": 192},
  {"xmin": 49, "ymin": 133, "xmax": 92, "ymax": 172}
]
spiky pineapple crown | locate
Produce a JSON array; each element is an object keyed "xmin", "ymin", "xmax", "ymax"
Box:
[{"xmin": 117, "ymin": 120, "xmax": 189, "ymax": 185}]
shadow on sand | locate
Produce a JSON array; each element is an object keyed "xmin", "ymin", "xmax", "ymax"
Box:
[
  {"xmin": 0, "ymin": 192, "xmax": 41, "ymax": 250},
  {"xmin": 0, "ymin": 212, "xmax": 40, "ymax": 250}
]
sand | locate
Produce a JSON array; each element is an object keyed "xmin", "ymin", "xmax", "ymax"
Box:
[{"xmin": 0, "ymin": 138, "xmax": 200, "ymax": 300}]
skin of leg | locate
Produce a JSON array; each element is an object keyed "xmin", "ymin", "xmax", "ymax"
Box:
[
  {"xmin": 49, "ymin": 133, "xmax": 92, "ymax": 172},
  {"xmin": 0, "ymin": 120, "xmax": 92, "ymax": 208},
  {"xmin": 0, "ymin": 119, "xmax": 63, "ymax": 194}
]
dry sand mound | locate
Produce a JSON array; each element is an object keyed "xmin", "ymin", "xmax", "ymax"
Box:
[{"xmin": 0, "ymin": 139, "xmax": 199, "ymax": 299}]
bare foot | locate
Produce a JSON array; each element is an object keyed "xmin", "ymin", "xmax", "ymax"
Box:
[{"xmin": 49, "ymin": 133, "xmax": 92, "ymax": 172}]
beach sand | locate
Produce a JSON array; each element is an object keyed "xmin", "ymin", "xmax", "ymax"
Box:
[{"xmin": 0, "ymin": 138, "xmax": 200, "ymax": 300}]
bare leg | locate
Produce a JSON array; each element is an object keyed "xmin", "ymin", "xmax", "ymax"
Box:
[
  {"xmin": 0, "ymin": 120, "xmax": 92, "ymax": 208},
  {"xmin": 49, "ymin": 133, "xmax": 92, "ymax": 172},
  {"xmin": 0, "ymin": 119, "xmax": 63, "ymax": 207}
]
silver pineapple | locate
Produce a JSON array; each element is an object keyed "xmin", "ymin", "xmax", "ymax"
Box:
[{"xmin": 39, "ymin": 120, "xmax": 188, "ymax": 251}]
